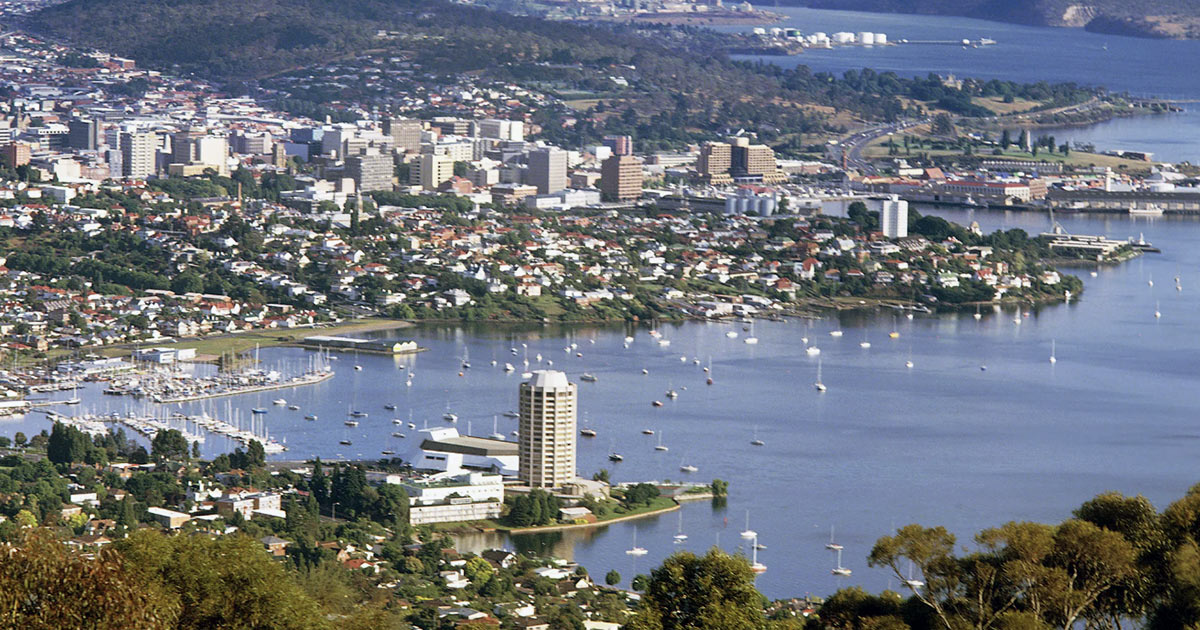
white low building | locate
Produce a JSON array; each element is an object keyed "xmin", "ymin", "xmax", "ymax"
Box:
[
  {"xmin": 404, "ymin": 427, "xmax": 518, "ymax": 476},
  {"xmin": 399, "ymin": 472, "xmax": 504, "ymax": 506}
]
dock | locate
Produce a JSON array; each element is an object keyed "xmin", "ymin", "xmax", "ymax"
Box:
[{"xmin": 298, "ymin": 335, "xmax": 423, "ymax": 355}]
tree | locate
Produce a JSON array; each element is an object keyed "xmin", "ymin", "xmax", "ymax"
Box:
[
  {"xmin": 14, "ymin": 432, "xmax": 26, "ymax": 447},
  {"xmin": 47, "ymin": 422, "xmax": 90, "ymax": 464},
  {"xmin": 117, "ymin": 529, "xmax": 328, "ymax": 630},
  {"xmin": 626, "ymin": 549, "xmax": 762, "ymax": 630},
  {"xmin": 869, "ymin": 524, "xmax": 957, "ymax": 630},
  {"xmin": 0, "ymin": 531, "xmax": 171, "ymax": 629},
  {"xmin": 710, "ymin": 479, "xmax": 728, "ymax": 497},
  {"xmin": 171, "ymin": 271, "xmax": 204, "ymax": 295},
  {"xmin": 605, "ymin": 569, "xmax": 621, "ymax": 586},
  {"xmin": 931, "ymin": 113, "xmax": 956, "ymax": 137},
  {"xmin": 150, "ymin": 429, "xmax": 189, "ymax": 463}
]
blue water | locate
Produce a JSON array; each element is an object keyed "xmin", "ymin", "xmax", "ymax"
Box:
[
  {"xmin": 14, "ymin": 208, "xmax": 1200, "ymax": 599},
  {"xmin": 718, "ymin": 6, "xmax": 1200, "ymax": 162}
]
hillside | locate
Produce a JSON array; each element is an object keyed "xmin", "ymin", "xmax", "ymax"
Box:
[{"xmin": 800, "ymin": 0, "xmax": 1200, "ymax": 38}]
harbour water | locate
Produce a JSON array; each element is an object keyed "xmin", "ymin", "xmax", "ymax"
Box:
[
  {"xmin": 11, "ymin": 208, "xmax": 1200, "ymax": 598},
  {"xmin": 723, "ymin": 6, "xmax": 1200, "ymax": 163}
]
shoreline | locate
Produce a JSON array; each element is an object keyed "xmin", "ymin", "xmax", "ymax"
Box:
[{"xmin": 505, "ymin": 501, "xmax": 681, "ymax": 535}]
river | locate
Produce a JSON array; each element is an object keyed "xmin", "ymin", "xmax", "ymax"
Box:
[
  {"xmin": 714, "ymin": 6, "xmax": 1200, "ymax": 163},
  {"xmin": 12, "ymin": 207, "xmax": 1200, "ymax": 599}
]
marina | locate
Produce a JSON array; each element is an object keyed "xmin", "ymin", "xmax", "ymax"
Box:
[{"xmin": 3, "ymin": 208, "xmax": 1197, "ymax": 598}]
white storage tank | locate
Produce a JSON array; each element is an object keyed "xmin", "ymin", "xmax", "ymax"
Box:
[
  {"xmin": 875, "ymin": 32, "xmax": 887, "ymax": 44},
  {"xmin": 859, "ymin": 32, "xmax": 876, "ymax": 45},
  {"xmin": 832, "ymin": 31, "xmax": 855, "ymax": 44}
]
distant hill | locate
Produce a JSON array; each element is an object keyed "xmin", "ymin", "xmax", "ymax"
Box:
[{"xmin": 799, "ymin": 0, "xmax": 1200, "ymax": 38}]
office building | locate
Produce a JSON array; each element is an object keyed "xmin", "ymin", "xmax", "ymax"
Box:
[
  {"xmin": 731, "ymin": 138, "xmax": 786, "ymax": 183},
  {"xmin": 603, "ymin": 135, "xmax": 633, "ymax": 156},
  {"xmin": 697, "ymin": 141, "xmax": 732, "ymax": 184},
  {"xmin": 880, "ymin": 195, "xmax": 909, "ymax": 238},
  {"xmin": 528, "ymin": 147, "xmax": 567, "ymax": 195},
  {"xmin": 477, "ymin": 119, "xmax": 524, "ymax": 142},
  {"xmin": 120, "ymin": 131, "xmax": 157, "ymax": 178},
  {"xmin": 383, "ymin": 116, "xmax": 422, "ymax": 151},
  {"xmin": 67, "ymin": 118, "xmax": 100, "ymax": 151},
  {"xmin": 0, "ymin": 142, "xmax": 31, "ymax": 168},
  {"xmin": 600, "ymin": 154, "xmax": 643, "ymax": 201},
  {"xmin": 412, "ymin": 152, "xmax": 454, "ymax": 191},
  {"xmin": 518, "ymin": 370, "xmax": 577, "ymax": 489},
  {"xmin": 346, "ymin": 150, "xmax": 394, "ymax": 192}
]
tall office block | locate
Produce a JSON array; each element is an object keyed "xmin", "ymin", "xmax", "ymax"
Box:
[
  {"xmin": 528, "ymin": 147, "xmax": 567, "ymax": 195},
  {"xmin": 518, "ymin": 370, "xmax": 577, "ymax": 489},
  {"xmin": 881, "ymin": 196, "xmax": 909, "ymax": 238},
  {"xmin": 120, "ymin": 131, "xmax": 157, "ymax": 178},
  {"xmin": 383, "ymin": 116, "xmax": 423, "ymax": 152},
  {"xmin": 697, "ymin": 141, "xmax": 732, "ymax": 184},
  {"xmin": 600, "ymin": 154, "xmax": 643, "ymax": 201},
  {"xmin": 603, "ymin": 135, "xmax": 633, "ymax": 156},
  {"xmin": 67, "ymin": 118, "xmax": 100, "ymax": 151},
  {"xmin": 347, "ymin": 150, "xmax": 394, "ymax": 193}
]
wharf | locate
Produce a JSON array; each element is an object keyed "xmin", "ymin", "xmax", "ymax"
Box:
[{"xmin": 151, "ymin": 370, "xmax": 333, "ymax": 404}]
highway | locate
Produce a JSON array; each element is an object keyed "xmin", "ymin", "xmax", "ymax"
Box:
[{"xmin": 835, "ymin": 118, "xmax": 928, "ymax": 175}]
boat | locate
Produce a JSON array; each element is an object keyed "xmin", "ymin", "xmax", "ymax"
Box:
[
  {"xmin": 624, "ymin": 336, "xmax": 635, "ymax": 344},
  {"xmin": 750, "ymin": 534, "xmax": 767, "ymax": 574},
  {"xmin": 626, "ymin": 529, "xmax": 648, "ymax": 556},
  {"xmin": 750, "ymin": 426, "xmax": 765, "ymax": 447},
  {"xmin": 408, "ymin": 422, "xmax": 416, "ymax": 429},
  {"xmin": 443, "ymin": 413, "xmax": 458, "ymax": 423},
  {"xmin": 860, "ymin": 341, "xmax": 871, "ymax": 349},
  {"xmin": 381, "ymin": 449, "xmax": 395, "ymax": 455},
  {"xmin": 642, "ymin": 429, "xmax": 655, "ymax": 435},
  {"xmin": 706, "ymin": 358, "xmax": 714, "ymax": 385},
  {"xmin": 384, "ymin": 404, "xmax": 396, "ymax": 410},
  {"xmin": 805, "ymin": 346, "xmax": 821, "ymax": 356},
  {"xmin": 354, "ymin": 365, "xmax": 363, "ymax": 371},
  {"xmin": 740, "ymin": 511, "xmax": 757, "ymax": 539},
  {"xmin": 725, "ymin": 330, "xmax": 739, "ymax": 339},
  {"xmin": 1155, "ymin": 301, "xmax": 1161, "ymax": 319},
  {"xmin": 580, "ymin": 373, "xmax": 598, "ymax": 382},
  {"xmin": 489, "ymin": 415, "xmax": 505, "ymax": 440},
  {"xmin": 657, "ymin": 339, "xmax": 671, "ymax": 347},
  {"xmin": 273, "ymin": 398, "xmax": 287, "ymax": 406},
  {"xmin": 608, "ymin": 452, "xmax": 624, "ymax": 462},
  {"xmin": 832, "ymin": 547, "xmax": 852, "ymax": 577},
  {"xmin": 1049, "ymin": 340, "xmax": 1057, "ymax": 364},
  {"xmin": 391, "ymin": 432, "xmax": 405, "ymax": 438},
  {"xmin": 825, "ymin": 526, "xmax": 843, "ymax": 551},
  {"xmin": 814, "ymin": 358, "xmax": 827, "ymax": 392},
  {"xmin": 251, "ymin": 408, "xmax": 267, "ymax": 415},
  {"xmin": 674, "ymin": 511, "xmax": 688, "ymax": 543},
  {"xmin": 393, "ymin": 418, "xmax": 404, "ymax": 425},
  {"xmin": 504, "ymin": 363, "xmax": 515, "ymax": 372},
  {"xmin": 679, "ymin": 455, "xmax": 697, "ymax": 473},
  {"xmin": 743, "ymin": 322, "xmax": 758, "ymax": 345},
  {"xmin": 655, "ymin": 431, "xmax": 668, "ymax": 451},
  {"xmin": 339, "ymin": 439, "xmax": 352, "ymax": 445},
  {"xmin": 665, "ymin": 384, "xmax": 678, "ymax": 399},
  {"xmin": 503, "ymin": 411, "xmax": 520, "ymax": 419},
  {"xmin": 905, "ymin": 360, "xmax": 914, "ymax": 369},
  {"xmin": 641, "ymin": 368, "xmax": 649, "ymax": 375},
  {"xmin": 580, "ymin": 428, "xmax": 597, "ymax": 437},
  {"xmin": 349, "ymin": 410, "xmax": 368, "ymax": 418},
  {"xmin": 344, "ymin": 420, "xmax": 359, "ymax": 427},
  {"xmin": 904, "ymin": 561, "xmax": 925, "ymax": 589},
  {"xmin": 461, "ymin": 348, "xmax": 471, "ymax": 369},
  {"xmin": 305, "ymin": 415, "xmax": 318, "ymax": 421},
  {"xmin": 829, "ymin": 330, "xmax": 843, "ymax": 337},
  {"xmin": 652, "ymin": 400, "xmax": 664, "ymax": 407},
  {"xmin": 974, "ymin": 304, "xmax": 982, "ymax": 320}
]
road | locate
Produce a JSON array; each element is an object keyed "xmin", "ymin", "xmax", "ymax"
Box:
[{"xmin": 836, "ymin": 118, "xmax": 929, "ymax": 175}]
